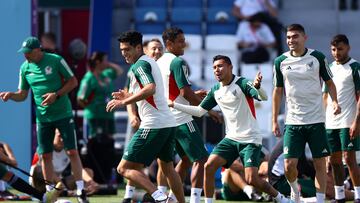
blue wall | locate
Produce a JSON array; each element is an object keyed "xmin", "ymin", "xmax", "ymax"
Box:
[{"xmin": 0, "ymin": 1, "xmax": 31, "ymax": 178}]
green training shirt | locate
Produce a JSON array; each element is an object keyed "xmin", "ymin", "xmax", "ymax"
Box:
[
  {"xmin": 77, "ymin": 68, "xmax": 117, "ymax": 119},
  {"xmin": 18, "ymin": 53, "xmax": 74, "ymax": 122}
]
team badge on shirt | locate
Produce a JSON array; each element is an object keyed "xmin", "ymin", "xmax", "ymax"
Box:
[{"xmin": 45, "ymin": 66, "xmax": 53, "ymax": 75}]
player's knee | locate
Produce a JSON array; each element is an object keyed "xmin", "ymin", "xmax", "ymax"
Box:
[
  {"xmin": 116, "ymin": 165, "xmax": 126, "ymax": 176},
  {"xmin": 245, "ymin": 173, "xmax": 258, "ymax": 186},
  {"xmin": 204, "ymin": 161, "xmax": 216, "ymax": 175},
  {"xmin": 343, "ymin": 152, "xmax": 356, "ymax": 167}
]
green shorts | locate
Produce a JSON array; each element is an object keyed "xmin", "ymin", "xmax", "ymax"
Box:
[
  {"xmin": 273, "ymin": 176, "xmax": 316, "ymax": 198},
  {"xmin": 175, "ymin": 121, "xmax": 209, "ymax": 162},
  {"xmin": 221, "ymin": 183, "xmax": 249, "ymax": 201},
  {"xmin": 37, "ymin": 117, "xmax": 77, "ymax": 154},
  {"xmin": 327, "ymin": 128, "xmax": 360, "ymax": 153},
  {"xmin": 123, "ymin": 127, "xmax": 176, "ymax": 166},
  {"xmin": 211, "ymin": 138, "xmax": 262, "ymax": 168},
  {"xmin": 0, "ymin": 163, "xmax": 8, "ymax": 179},
  {"xmin": 283, "ymin": 123, "xmax": 329, "ymax": 159},
  {"xmin": 87, "ymin": 118, "xmax": 115, "ymax": 138}
]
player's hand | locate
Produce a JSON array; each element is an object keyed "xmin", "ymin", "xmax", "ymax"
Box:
[
  {"xmin": 86, "ymin": 180, "xmax": 99, "ymax": 195},
  {"xmin": 112, "ymin": 89, "xmax": 129, "ymax": 100},
  {"xmin": 208, "ymin": 110, "xmax": 223, "ymax": 124},
  {"xmin": 194, "ymin": 89, "xmax": 207, "ymax": 99},
  {"xmin": 332, "ymin": 102, "xmax": 341, "ymax": 115},
  {"xmin": 106, "ymin": 99, "xmax": 124, "ymax": 112},
  {"xmin": 0, "ymin": 92, "xmax": 13, "ymax": 102},
  {"xmin": 130, "ymin": 116, "xmax": 141, "ymax": 130},
  {"xmin": 350, "ymin": 121, "xmax": 360, "ymax": 140},
  {"xmin": 272, "ymin": 122, "xmax": 281, "ymax": 137},
  {"xmin": 41, "ymin": 92, "xmax": 57, "ymax": 106},
  {"xmin": 168, "ymin": 100, "xmax": 174, "ymax": 108},
  {"xmin": 253, "ymin": 72, "xmax": 263, "ymax": 89}
]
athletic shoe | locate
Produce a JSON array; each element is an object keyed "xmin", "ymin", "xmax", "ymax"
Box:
[
  {"xmin": 0, "ymin": 190, "xmax": 17, "ymax": 200},
  {"xmin": 43, "ymin": 182, "xmax": 64, "ymax": 203},
  {"xmin": 121, "ymin": 198, "xmax": 132, "ymax": 203},
  {"xmin": 250, "ymin": 192, "xmax": 262, "ymax": 202},
  {"xmin": 142, "ymin": 193, "xmax": 155, "ymax": 203},
  {"xmin": 76, "ymin": 190, "xmax": 89, "ymax": 203}
]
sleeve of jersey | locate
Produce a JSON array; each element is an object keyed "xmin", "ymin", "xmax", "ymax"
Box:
[
  {"xmin": 237, "ymin": 78, "xmax": 268, "ymax": 101},
  {"xmin": 311, "ymin": 51, "xmax": 332, "ymax": 81},
  {"xmin": 103, "ymin": 68, "xmax": 117, "ymax": 80},
  {"xmin": 173, "ymin": 103, "xmax": 207, "ymax": 117},
  {"xmin": 133, "ymin": 62, "xmax": 155, "ymax": 86},
  {"xmin": 58, "ymin": 57, "xmax": 74, "ymax": 79},
  {"xmin": 199, "ymin": 88, "xmax": 218, "ymax": 110},
  {"xmin": 18, "ymin": 66, "xmax": 30, "ymax": 90},
  {"xmin": 273, "ymin": 56, "xmax": 285, "ymax": 87},
  {"xmin": 322, "ymin": 83, "xmax": 329, "ymax": 93},
  {"xmin": 77, "ymin": 77, "xmax": 91, "ymax": 100},
  {"xmin": 170, "ymin": 58, "xmax": 191, "ymax": 89},
  {"xmin": 351, "ymin": 62, "xmax": 360, "ymax": 92}
]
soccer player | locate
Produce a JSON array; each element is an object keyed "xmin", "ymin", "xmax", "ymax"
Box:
[
  {"xmin": 157, "ymin": 27, "xmax": 220, "ymax": 203},
  {"xmin": 122, "ymin": 38, "xmax": 164, "ymax": 203},
  {"xmin": 143, "ymin": 38, "xmax": 164, "ymax": 61},
  {"xmin": 323, "ymin": 34, "xmax": 360, "ymax": 203},
  {"xmin": 0, "ymin": 36, "xmax": 88, "ymax": 203},
  {"xmin": 272, "ymin": 24, "xmax": 341, "ymax": 203},
  {"xmin": 169, "ymin": 55, "xmax": 291, "ymax": 203},
  {"xmin": 106, "ymin": 31, "xmax": 185, "ymax": 203}
]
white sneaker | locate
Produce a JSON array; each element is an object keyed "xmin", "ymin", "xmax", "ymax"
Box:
[{"xmin": 165, "ymin": 197, "xmax": 177, "ymax": 203}]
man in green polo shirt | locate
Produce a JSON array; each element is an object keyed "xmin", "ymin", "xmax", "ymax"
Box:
[{"xmin": 0, "ymin": 36, "xmax": 88, "ymax": 203}]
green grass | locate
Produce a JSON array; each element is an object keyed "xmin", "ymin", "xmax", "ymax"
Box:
[{"xmin": 3, "ymin": 189, "xmax": 349, "ymax": 203}]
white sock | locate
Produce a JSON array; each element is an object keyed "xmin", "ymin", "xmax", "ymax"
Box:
[
  {"xmin": 243, "ymin": 185, "xmax": 253, "ymax": 199},
  {"xmin": 0, "ymin": 180, "xmax": 6, "ymax": 191},
  {"xmin": 354, "ymin": 186, "xmax": 360, "ymax": 199},
  {"xmin": 316, "ymin": 192, "xmax": 325, "ymax": 203},
  {"xmin": 46, "ymin": 184, "xmax": 54, "ymax": 192},
  {"xmin": 334, "ymin": 185, "xmax": 345, "ymax": 200},
  {"xmin": 168, "ymin": 191, "xmax": 177, "ymax": 201},
  {"xmin": 190, "ymin": 188, "xmax": 202, "ymax": 203},
  {"xmin": 204, "ymin": 197, "xmax": 213, "ymax": 203},
  {"xmin": 124, "ymin": 185, "xmax": 136, "ymax": 199},
  {"xmin": 157, "ymin": 185, "xmax": 168, "ymax": 194},
  {"xmin": 75, "ymin": 180, "xmax": 84, "ymax": 195},
  {"xmin": 151, "ymin": 190, "xmax": 167, "ymax": 201},
  {"xmin": 274, "ymin": 192, "xmax": 283, "ymax": 202},
  {"xmin": 287, "ymin": 178, "xmax": 299, "ymax": 194}
]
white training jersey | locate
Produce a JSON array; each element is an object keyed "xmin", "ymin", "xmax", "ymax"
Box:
[
  {"xmin": 324, "ymin": 58, "xmax": 360, "ymax": 129},
  {"xmin": 234, "ymin": 0, "xmax": 276, "ymax": 18},
  {"xmin": 157, "ymin": 52, "xmax": 193, "ymax": 125},
  {"xmin": 273, "ymin": 48, "xmax": 333, "ymax": 125},
  {"xmin": 127, "ymin": 55, "xmax": 176, "ymax": 128},
  {"xmin": 236, "ymin": 21, "xmax": 275, "ymax": 52},
  {"xmin": 200, "ymin": 75, "xmax": 263, "ymax": 145}
]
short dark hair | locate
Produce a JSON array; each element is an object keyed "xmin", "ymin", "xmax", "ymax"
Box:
[
  {"xmin": 88, "ymin": 51, "xmax": 107, "ymax": 69},
  {"xmin": 41, "ymin": 32, "xmax": 57, "ymax": 43},
  {"xmin": 213, "ymin": 55, "xmax": 232, "ymax": 65},
  {"xmin": 143, "ymin": 40, "xmax": 150, "ymax": 48},
  {"xmin": 286, "ymin": 24, "xmax": 305, "ymax": 34},
  {"xmin": 162, "ymin": 27, "xmax": 184, "ymax": 44},
  {"xmin": 331, "ymin": 34, "xmax": 349, "ymax": 46},
  {"xmin": 118, "ymin": 31, "xmax": 143, "ymax": 47}
]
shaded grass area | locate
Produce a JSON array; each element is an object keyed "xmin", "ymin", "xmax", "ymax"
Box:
[{"xmin": 4, "ymin": 189, "xmax": 345, "ymax": 203}]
